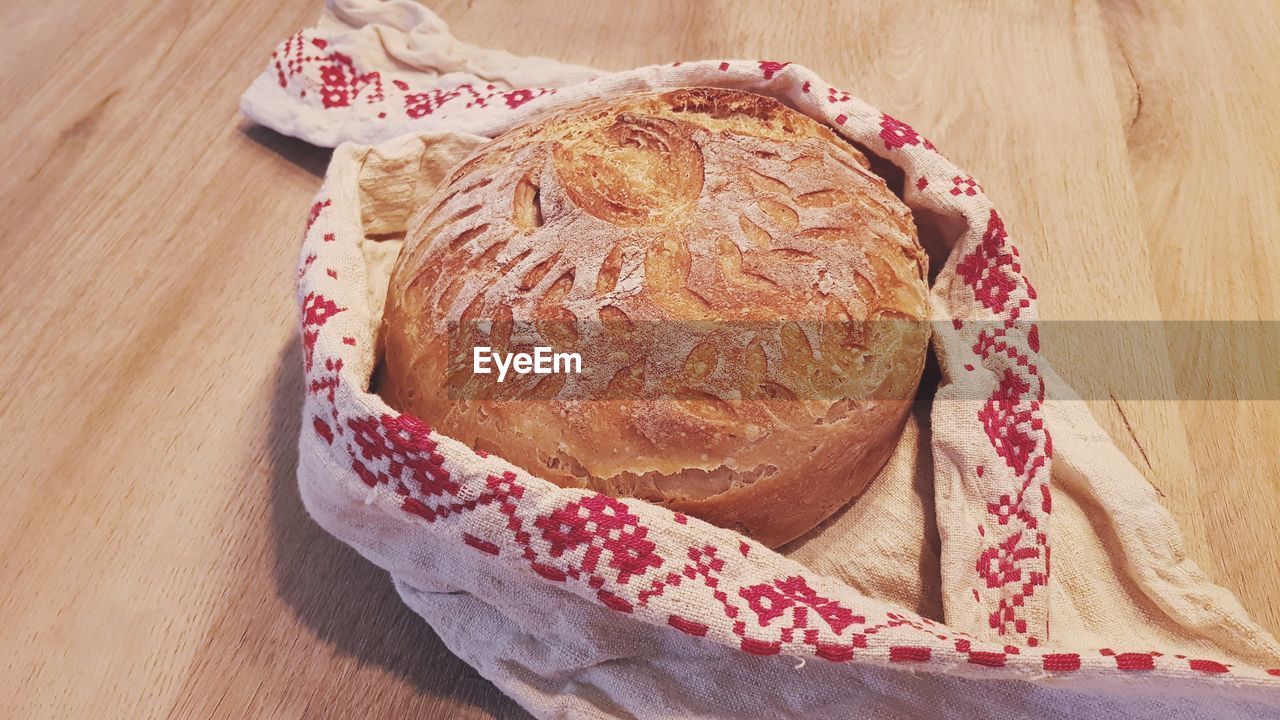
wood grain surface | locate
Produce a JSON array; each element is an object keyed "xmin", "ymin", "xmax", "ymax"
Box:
[{"xmin": 1, "ymin": 1, "xmax": 1276, "ymax": 717}]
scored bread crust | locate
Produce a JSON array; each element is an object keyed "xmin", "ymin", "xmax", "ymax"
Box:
[{"xmin": 381, "ymin": 87, "xmax": 930, "ymax": 548}]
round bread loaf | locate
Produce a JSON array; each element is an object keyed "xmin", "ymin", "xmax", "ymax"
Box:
[{"xmin": 381, "ymin": 87, "xmax": 929, "ymax": 548}]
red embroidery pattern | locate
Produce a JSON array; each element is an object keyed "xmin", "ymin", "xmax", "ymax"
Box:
[
  {"xmin": 274, "ymin": 35, "xmax": 384, "ymax": 108},
  {"xmin": 317, "ymin": 51, "xmax": 384, "ymax": 108},
  {"xmin": 403, "ymin": 86, "xmax": 462, "ymax": 118},
  {"xmin": 348, "ymin": 413, "xmax": 459, "ymax": 499},
  {"xmin": 951, "ymin": 174, "xmax": 982, "ymax": 196},
  {"xmin": 297, "ymin": 253, "xmax": 316, "ymax": 282},
  {"xmin": 301, "ymin": 292, "xmax": 344, "ymax": 374},
  {"xmin": 879, "ymin": 113, "xmax": 920, "ymax": 149},
  {"xmin": 955, "ymin": 209, "xmax": 1051, "ymax": 642},
  {"xmin": 307, "ymin": 356, "xmax": 343, "ymax": 440},
  {"xmin": 758, "ymin": 60, "xmax": 791, "ymax": 79},
  {"xmin": 305, "ymin": 199, "xmax": 330, "ymax": 232},
  {"xmin": 270, "ymin": 32, "xmax": 554, "ymax": 120},
  {"xmin": 279, "ymin": 43, "xmax": 1280, "ymax": 688},
  {"xmin": 313, "ymin": 416, "xmax": 334, "ymax": 445},
  {"xmin": 534, "ymin": 494, "xmax": 662, "ymax": 585}
]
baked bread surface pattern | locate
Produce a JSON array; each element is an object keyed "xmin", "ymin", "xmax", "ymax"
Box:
[{"xmin": 382, "ymin": 87, "xmax": 929, "ymax": 547}]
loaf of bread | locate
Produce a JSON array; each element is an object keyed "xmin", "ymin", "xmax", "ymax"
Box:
[{"xmin": 381, "ymin": 87, "xmax": 929, "ymax": 548}]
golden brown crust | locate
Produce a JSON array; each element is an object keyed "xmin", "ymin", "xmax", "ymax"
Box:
[{"xmin": 381, "ymin": 87, "xmax": 930, "ymax": 548}]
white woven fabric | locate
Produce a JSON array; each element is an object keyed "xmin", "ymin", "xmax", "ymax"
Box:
[{"xmin": 245, "ymin": 2, "xmax": 1280, "ymax": 717}]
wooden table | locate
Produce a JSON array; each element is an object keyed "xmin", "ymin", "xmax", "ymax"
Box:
[{"xmin": 2, "ymin": 1, "xmax": 1277, "ymax": 716}]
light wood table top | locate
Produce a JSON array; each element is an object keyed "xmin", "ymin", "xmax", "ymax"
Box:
[{"xmin": 1, "ymin": 1, "xmax": 1276, "ymax": 717}]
